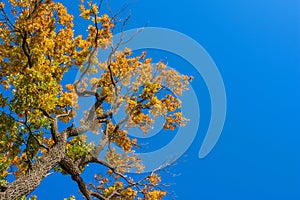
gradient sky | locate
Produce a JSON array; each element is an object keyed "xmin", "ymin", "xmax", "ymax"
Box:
[{"xmin": 10, "ymin": 0, "xmax": 300, "ymax": 199}]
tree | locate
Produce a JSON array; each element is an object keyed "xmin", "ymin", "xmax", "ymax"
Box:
[{"xmin": 0, "ymin": 0, "xmax": 191, "ymax": 199}]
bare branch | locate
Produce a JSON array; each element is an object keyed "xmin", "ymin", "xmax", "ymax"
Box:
[
  {"xmin": 0, "ymin": 7, "xmax": 16, "ymax": 31},
  {"xmin": 38, "ymin": 108, "xmax": 60, "ymax": 143},
  {"xmin": 60, "ymin": 156, "xmax": 96, "ymax": 200},
  {"xmin": 20, "ymin": 119, "xmax": 50, "ymax": 152},
  {"xmin": 21, "ymin": 31, "xmax": 33, "ymax": 68}
]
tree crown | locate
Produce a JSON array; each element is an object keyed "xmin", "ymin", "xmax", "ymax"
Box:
[{"xmin": 0, "ymin": 0, "xmax": 191, "ymax": 199}]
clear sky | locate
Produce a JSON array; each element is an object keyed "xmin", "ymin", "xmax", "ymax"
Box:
[{"xmin": 11, "ymin": 0, "xmax": 300, "ymax": 199}]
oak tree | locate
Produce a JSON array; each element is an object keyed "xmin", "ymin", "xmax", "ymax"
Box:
[{"xmin": 0, "ymin": 0, "xmax": 191, "ymax": 199}]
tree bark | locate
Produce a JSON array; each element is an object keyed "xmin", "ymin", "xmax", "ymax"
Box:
[
  {"xmin": 0, "ymin": 142, "xmax": 66, "ymax": 200},
  {"xmin": 60, "ymin": 157, "xmax": 94, "ymax": 200}
]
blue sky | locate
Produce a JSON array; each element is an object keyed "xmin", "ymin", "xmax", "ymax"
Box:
[{"xmin": 5, "ymin": 0, "xmax": 300, "ymax": 199}]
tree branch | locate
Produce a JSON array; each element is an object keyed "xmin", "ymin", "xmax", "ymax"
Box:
[{"xmin": 60, "ymin": 156, "xmax": 106, "ymax": 200}]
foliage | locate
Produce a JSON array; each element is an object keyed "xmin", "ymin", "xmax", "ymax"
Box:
[{"xmin": 0, "ymin": 0, "xmax": 191, "ymax": 199}]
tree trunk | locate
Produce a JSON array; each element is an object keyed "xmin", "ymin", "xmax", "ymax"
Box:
[{"xmin": 0, "ymin": 142, "xmax": 66, "ymax": 200}]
